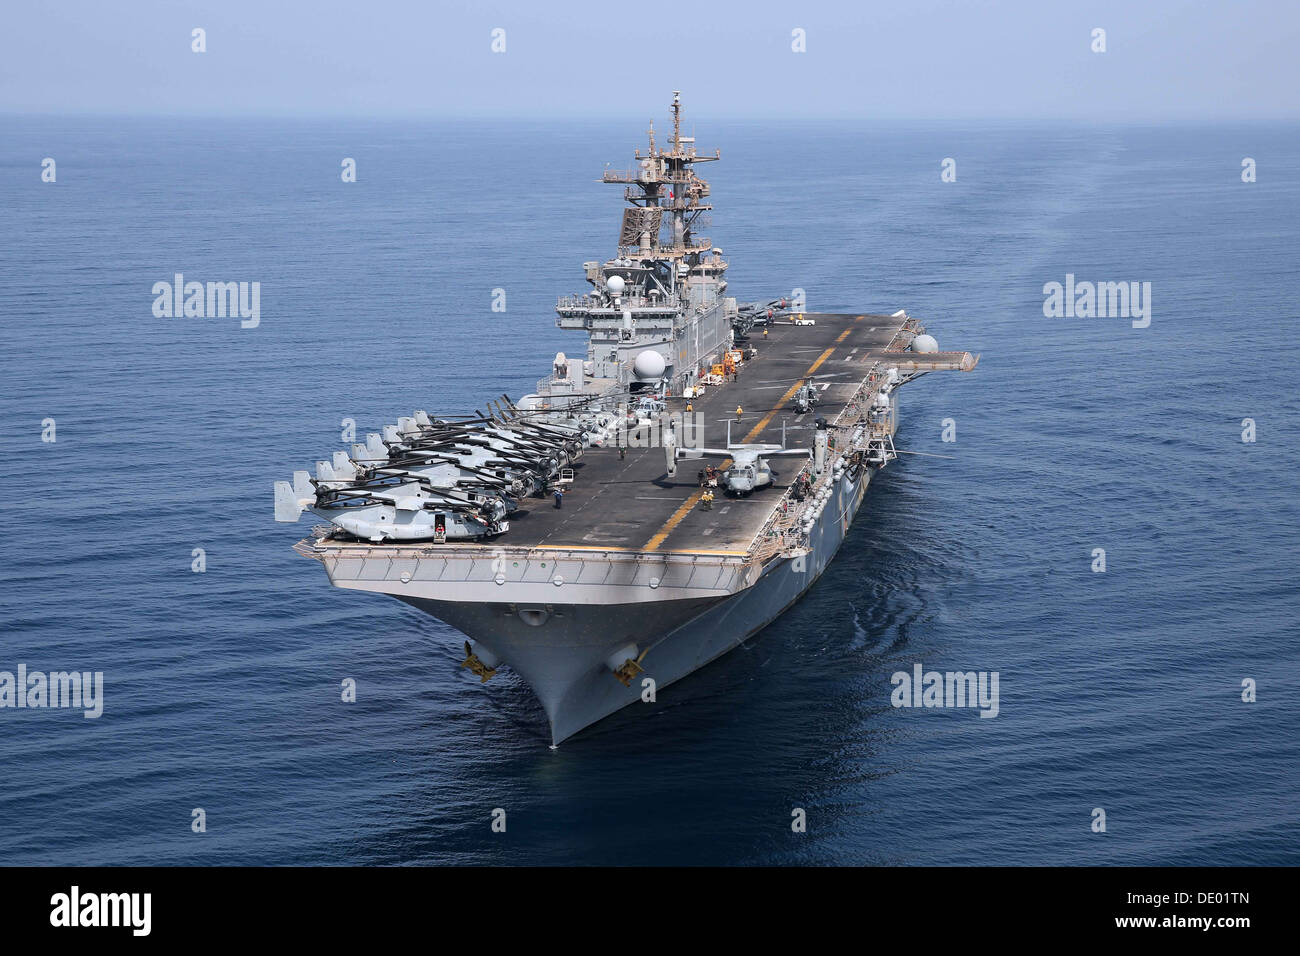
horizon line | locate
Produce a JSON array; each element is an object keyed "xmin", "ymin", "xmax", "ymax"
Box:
[{"xmin": 3, "ymin": 109, "xmax": 1298, "ymax": 125}]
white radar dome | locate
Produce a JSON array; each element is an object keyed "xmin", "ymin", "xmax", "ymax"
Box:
[
  {"xmin": 633, "ymin": 350, "xmax": 667, "ymax": 381},
  {"xmin": 606, "ymin": 275, "xmax": 625, "ymax": 295},
  {"xmin": 912, "ymin": 334, "xmax": 939, "ymax": 353}
]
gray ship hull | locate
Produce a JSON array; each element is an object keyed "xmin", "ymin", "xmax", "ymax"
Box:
[{"xmin": 394, "ymin": 446, "xmax": 873, "ymax": 745}]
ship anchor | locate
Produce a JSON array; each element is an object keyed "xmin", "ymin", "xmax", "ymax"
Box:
[
  {"xmin": 612, "ymin": 648, "xmax": 651, "ymax": 687},
  {"xmin": 460, "ymin": 641, "xmax": 498, "ymax": 683}
]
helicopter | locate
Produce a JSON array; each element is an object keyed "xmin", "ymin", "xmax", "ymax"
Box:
[
  {"xmin": 791, "ymin": 381, "xmax": 822, "ymax": 414},
  {"xmin": 275, "ymin": 400, "xmax": 592, "ymax": 542},
  {"xmin": 664, "ymin": 420, "xmax": 811, "ymax": 496}
]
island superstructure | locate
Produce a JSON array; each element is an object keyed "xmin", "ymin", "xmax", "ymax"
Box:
[{"xmin": 274, "ymin": 93, "xmax": 978, "ymax": 745}]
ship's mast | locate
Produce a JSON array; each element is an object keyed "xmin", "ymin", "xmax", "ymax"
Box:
[
  {"xmin": 554, "ymin": 92, "xmax": 730, "ymax": 394},
  {"xmin": 604, "ymin": 91, "xmax": 720, "ymax": 261},
  {"xmin": 669, "ymin": 90, "xmax": 686, "ymax": 250}
]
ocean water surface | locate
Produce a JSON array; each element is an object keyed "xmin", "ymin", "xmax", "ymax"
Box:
[{"xmin": 1, "ymin": 117, "xmax": 1297, "ymax": 865}]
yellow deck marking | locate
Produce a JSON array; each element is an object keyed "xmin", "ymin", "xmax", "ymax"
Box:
[
  {"xmin": 741, "ymin": 345, "xmax": 835, "ymax": 443},
  {"xmin": 535, "ymin": 544, "xmax": 746, "ymax": 556},
  {"xmin": 644, "ymin": 327, "xmax": 851, "ymax": 551},
  {"xmin": 643, "ymin": 497, "xmax": 706, "ymax": 551},
  {"xmin": 660, "ymin": 548, "xmax": 747, "ymax": 556},
  {"xmin": 535, "ymin": 544, "xmax": 633, "ymax": 552}
]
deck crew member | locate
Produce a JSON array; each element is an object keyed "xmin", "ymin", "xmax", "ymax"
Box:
[
  {"xmin": 553, "ymin": 487, "xmax": 564, "ymax": 509},
  {"xmin": 701, "ymin": 490, "xmax": 714, "ymax": 511},
  {"xmin": 735, "ymin": 404, "xmax": 743, "ymax": 423}
]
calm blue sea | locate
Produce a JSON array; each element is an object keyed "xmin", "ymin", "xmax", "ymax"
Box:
[{"xmin": 1, "ymin": 117, "xmax": 1297, "ymax": 866}]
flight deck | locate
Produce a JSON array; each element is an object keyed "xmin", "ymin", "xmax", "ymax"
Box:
[{"xmin": 305, "ymin": 312, "xmax": 974, "ymax": 562}]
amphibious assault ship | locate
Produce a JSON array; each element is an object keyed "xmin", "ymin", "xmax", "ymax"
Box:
[{"xmin": 275, "ymin": 93, "xmax": 978, "ymax": 745}]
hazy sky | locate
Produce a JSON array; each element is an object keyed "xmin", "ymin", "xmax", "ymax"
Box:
[{"xmin": 2, "ymin": 0, "xmax": 1297, "ymax": 119}]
